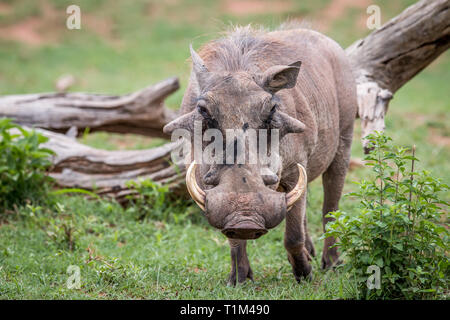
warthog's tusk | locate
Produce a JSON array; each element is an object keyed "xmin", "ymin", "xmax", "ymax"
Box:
[
  {"xmin": 186, "ymin": 161, "xmax": 206, "ymax": 211},
  {"xmin": 286, "ymin": 163, "xmax": 307, "ymax": 211}
]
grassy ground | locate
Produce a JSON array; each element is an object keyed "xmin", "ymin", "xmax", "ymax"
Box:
[{"xmin": 0, "ymin": 0, "xmax": 448, "ymax": 299}]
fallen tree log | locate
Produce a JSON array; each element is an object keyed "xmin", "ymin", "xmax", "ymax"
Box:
[
  {"xmin": 2, "ymin": 0, "xmax": 449, "ymax": 201},
  {"xmin": 0, "ymin": 77, "xmax": 179, "ymax": 139},
  {"xmin": 24, "ymin": 128, "xmax": 187, "ymax": 204},
  {"xmin": 346, "ymin": 0, "xmax": 450, "ymax": 151}
]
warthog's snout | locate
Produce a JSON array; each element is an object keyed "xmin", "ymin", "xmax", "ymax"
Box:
[
  {"xmin": 185, "ymin": 162, "xmax": 306, "ymax": 240},
  {"xmin": 221, "ymin": 214, "xmax": 268, "ymax": 239},
  {"xmin": 205, "ymin": 190, "xmax": 287, "ymax": 240}
]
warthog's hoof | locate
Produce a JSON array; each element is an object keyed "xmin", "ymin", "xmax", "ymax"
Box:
[
  {"xmin": 293, "ymin": 263, "xmax": 312, "ymax": 283},
  {"xmin": 288, "ymin": 247, "xmax": 313, "ymax": 283},
  {"xmin": 227, "ymin": 266, "xmax": 254, "ymax": 286},
  {"xmin": 321, "ymin": 248, "xmax": 341, "ymax": 270}
]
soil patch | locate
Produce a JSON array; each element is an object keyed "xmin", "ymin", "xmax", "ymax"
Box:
[
  {"xmin": 316, "ymin": 0, "xmax": 371, "ymax": 31},
  {"xmin": 0, "ymin": 0, "xmax": 118, "ymax": 47},
  {"xmin": 222, "ymin": 0, "xmax": 294, "ymax": 16}
]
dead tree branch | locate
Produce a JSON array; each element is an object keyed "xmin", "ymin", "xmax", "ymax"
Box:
[
  {"xmin": 346, "ymin": 0, "xmax": 450, "ymax": 151},
  {"xmin": 0, "ymin": 77, "xmax": 179, "ymax": 139},
  {"xmin": 28, "ymin": 128, "xmax": 186, "ymax": 204}
]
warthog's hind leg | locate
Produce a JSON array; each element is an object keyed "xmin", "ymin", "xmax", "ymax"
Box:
[{"xmin": 227, "ymin": 239, "xmax": 253, "ymax": 286}]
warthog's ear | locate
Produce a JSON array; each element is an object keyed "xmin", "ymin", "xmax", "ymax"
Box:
[
  {"xmin": 163, "ymin": 110, "xmax": 197, "ymax": 135},
  {"xmin": 190, "ymin": 44, "xmax": 210, "ymax": 90},
  {"xmin": 258, "ymin": 61, "xmax": 301, "ymax": 94}
]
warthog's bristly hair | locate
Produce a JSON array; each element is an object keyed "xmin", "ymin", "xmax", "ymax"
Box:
[{"xmin": 197, "ymin": 25, "xmax": 286, "ymax": 74}]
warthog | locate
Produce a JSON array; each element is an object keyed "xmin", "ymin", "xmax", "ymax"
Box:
[{"xmin": 164, "ymin": 26, "xmax": 357, "ymax": 284}]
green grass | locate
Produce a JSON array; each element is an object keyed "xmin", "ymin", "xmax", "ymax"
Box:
[
  {"xmin": 0, "ymin": 0, "xmax": 448, "ymax": 299},
  {"xmin": 0, "ymin": 196, "xmax": 358, "ymax": 299}
]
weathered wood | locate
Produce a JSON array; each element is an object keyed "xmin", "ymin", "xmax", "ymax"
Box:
[
  {"xmin": 0, "ymin": 77, "xmax": 179, "ymax": 139},
  {"xmin": 346, "ymin": 0, "xmax": 450, "ymax": 151},
  {"xmin": 16, "ymin": 127, "xmax": 187, "ymax": 204}
]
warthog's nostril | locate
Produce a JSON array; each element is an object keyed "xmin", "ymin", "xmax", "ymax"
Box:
[
  {"xmin": 225, "ymin": 231, "xmax": 236, "ymax": 237},
  {"xmin": 222, "ymin": 222, "xmax": 268, "ymax": 239}
]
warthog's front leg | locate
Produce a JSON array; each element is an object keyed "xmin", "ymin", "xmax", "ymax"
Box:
[
  {"xmin": 227, "ymin": 239, "xmax": 253, "ymax": 286},
  {"xmin": 284, "ymin": 192, "xmax": 313, "ymax": 282}
]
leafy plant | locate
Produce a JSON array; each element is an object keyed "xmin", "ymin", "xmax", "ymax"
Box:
[
  {"xmin": 23, "ymin": 202, "xmax": 79, "ymax": 251},
  {"xmin": 125, "ymin": 178, "xmax": 205, "ymax": 224},
  {"xmin": 125, "ymin": 179, "xmax": 170, "ymax": 221},
  {"xmin": 44, "ymin": 203, "xmax": 78, "ymax": 251},
  {"xmin": 0, "ymin": 119, "xmax": 54, "ymax": 211},
  {"xmin": 324, "ymin": 132, "xmax": 449, "ymax": 299}
]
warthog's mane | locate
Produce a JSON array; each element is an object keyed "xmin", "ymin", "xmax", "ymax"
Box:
[{"xmin": 197, "ymin": 22, "xmax": 311, "ymax": 74}]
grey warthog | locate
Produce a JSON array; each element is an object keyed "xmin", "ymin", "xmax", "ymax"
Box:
[{"xmin": 164, "ymin": 25, "xmax": 357, "ymax": 285}]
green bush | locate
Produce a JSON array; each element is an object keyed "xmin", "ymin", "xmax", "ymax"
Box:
[
  {"xmin": 324, "ymin": 132, "xmax": 449, "ymax": 299},
  {"xmin": 0, "ymin": 119, "xmax": 54, "ymax": 211}
]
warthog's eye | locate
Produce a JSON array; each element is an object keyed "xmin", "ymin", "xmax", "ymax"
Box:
[
  {"xmin": 197, "ymin": 100, "xmax": 210, "ymax": 117},
  {"xmin": 262, "ymin": 104, "xmax": 278, "ymax": 128},
  {"xmin": 197, "ymin": 103, "xmax": 218, "ymax": 129}
]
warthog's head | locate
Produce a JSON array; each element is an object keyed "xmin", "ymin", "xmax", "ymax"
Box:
[{"xmin": 163, "ymin": 46, "xmax": 307, "ymax": 240}]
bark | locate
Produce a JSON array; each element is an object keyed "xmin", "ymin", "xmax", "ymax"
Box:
[
  {"xmin": 346, "ymin": 0, "xmax": 450, "ymax": 151},
  {"xmin": 0, "ymin": 77, "xmax": 179, "ymax": 139},
  {"xmin": 25, "ymin": 128, "xmax": 187, "ymax": 204}
]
